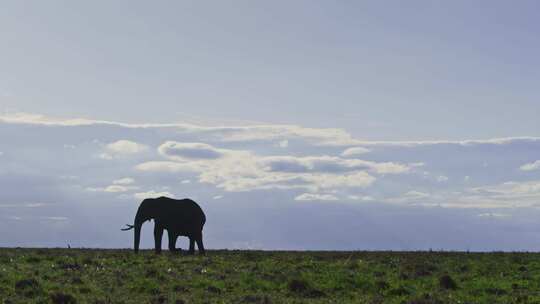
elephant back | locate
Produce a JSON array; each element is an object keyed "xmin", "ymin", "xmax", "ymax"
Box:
[{"xmin": 155, "ymin": 197, "xmax": 206, "ymax": 229}]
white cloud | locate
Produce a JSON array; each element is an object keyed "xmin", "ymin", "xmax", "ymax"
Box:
[
  {"xmin": 4, "ymin": 111, "xmax": 540, "ymax": 210},
  {"xmin": 134, "ymin": 190, "xmax": 174, "ymax": 200},
  {"xmin": 347, "ymin": 195, "xmax": 375, "ymax": 201},
  {"xmin": 341, "ymin": 147, "xmax": 370, "ymax": 157},
  {"xmin": 210, "ymin": 125, "xmax": 361, "ymax": 146},
  {"xmin": 260, "ymin": 156, "xmax": 411, "ymax": 175},
  {"xmin": 6, "ymin": 112, "xmax": 538, "ymax": 147},
  {"xmin": 0, "ymin": 203, "xmax": 47, "ymax": 208},
  {"xmin": 98, "ymin": 153, "xmax": 113, "ymax": 160},
  {"xmin": 0, "ymin": 112, "xmax": 363, "ymax": 146},
  {"xmin": 135, "ymin": 161, "xmax": 203, "ymax": 173},
  {"xmin": 104, "ymin": 185, "xmax": 132, "ymax": 193},
  {"xmin": 386, "ymin": 191, "xmax": 431, "ymax": 204},
  {"xmin": 404, "ymin": 191, "xmax": 430, "ymax": 199},
  {"xmin": 383, "ymin": 181, "xmax": 540, "ymax": 209},
  {"xmin": 106, "ymin": 140, "xmax": 148, "ymax": 155},
  {"xmin": 213, "ymin": 195, "xmax": 223, "ymax": 200},
  {"xmin": 437, "ymin": 175, "xmax": 449, "ymax": 182},
  {"xmin": 86, "ymin": 183, "xmax": 138, "ymax": 193},
  {"xmin": 158, "ymin": 141, "xmax": 225, "ymax": 160},
  {"xmin": 477, "ymin": 213, "xmax": 511, "ymax": 218},
  {"xmin": 113, "ymin": 177, "xmax": 135, "ymax": 185},
  {"xmin": 370, "ymin": 161, "xmax": 412, "ymax": 174},
  {"xmin": 294, "ymin": 193, "xmax": 339, "ymax": 201},
  {"xmin": 470, "ymin": 181, "xmax": 540, "ymax": 197},
  {"xmin": 349, "ymin": 137, "xmax": 540, "ymax": 147},
  {"xmin": 520, "ymin": 160, "xmax": 540, "ymax": 171},
  {"xmin": 180, "ymin": 179, "xmax": 191, "ymax": 184},
  {"xmin": 26, "ymin": 203, "xmax": 46, "ymax": 208},
  {"xmin": 212, "ymin": 174, "xmax": 314, "ymax": 192},
  {"xmin": 301, "ymin": 171, "xmax": 375, "ymax": 189},
  {"xmin": 44, "ymin": 216, "xmax": 69, "ymax": 221},
  {"xmin": 138, "ymin": 147, "xmax": 380, "ymax": 193}
]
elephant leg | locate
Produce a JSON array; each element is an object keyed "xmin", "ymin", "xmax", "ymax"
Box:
[
  {"xmin": 154, "ymin": 225, "xmax": 164, "ymax": 254},
  {"xmin": 168, "ymin": 233, "xmax": 179, "ymax": 253},
  {"xmin": 188, "ymin": 237, "xmax": 195, "ymax": 255},
  {"xmin": 195, "ymin": 232, "xmax": 205, "ymax": 255}
]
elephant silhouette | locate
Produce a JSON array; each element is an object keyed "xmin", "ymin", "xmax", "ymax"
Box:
[{"xmin": 122, "ymin": 196, "xmax": 206, "ymax": 254}]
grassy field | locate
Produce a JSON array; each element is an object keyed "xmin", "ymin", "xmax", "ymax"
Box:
[{"xmin": 1, "ymin": 248, "xmax": 540, "ymax": 303}]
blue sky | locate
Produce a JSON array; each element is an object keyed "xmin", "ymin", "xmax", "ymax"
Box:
[{"xmin": 1, "ymin": 1, "xmax": 539, "ymax": 250}]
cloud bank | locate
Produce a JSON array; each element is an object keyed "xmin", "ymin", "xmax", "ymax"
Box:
[{"xmin": 1, "ymin": 112, "xmax": 540, "ymax": 250}]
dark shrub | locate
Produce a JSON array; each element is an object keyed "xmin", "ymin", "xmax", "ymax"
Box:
[
  {"xmin": 151, "ymin": 295, "xmax": 167, "ymax": 304},
  {"xmin": 241, "ymin": 295, "xmax": 272, "ymax": 304},
  {"xmin": 50, "ymin": 292, "xmax": 77, "ymax": 304},
  {"xmin": 407, "ymin": 293, "xmax": 444, "ymax": 304},
  {"xmin": 458, "ymin": 265, "xmax": 469, "ymax": 273},
  {"xmin": 307, "ymin": 289, "xmax": 326, "ymax": 298},
  {"xmin": 57, "ymin": 261, "xmax": 81, "ymax": 271},
  {"xmin": 415, "ymin": 264, "xmax": 437, "ymax": 277},
  {"xmin": 15, "ymin": 278, "xmax": 41, "ymax": 296},
  {"xmin": 368, "ymin": 295, "xmax": 384, "ymax": 304},
  {"xmin": 287, "ymin": 279, "xmax": 325, "ymax": 298},
  {"xmin": 26, "ymin": 256, "xmax": 41, "ymax": 263},
  {"xmin": 407, "ymin": 298, "xmax": 443, "ymax": 304},
  {"xmin": 174, "ymin": 285, "xmax": 189, "ymax": 292},
  {"xmin": 207, "ymin": 285, "xmax": 221, "ymax": 294},
  {"xmin": 512, "ymin": 283, "xmax": 524, "ymax": 290},
  {"xmin": 373, "ymin": 271, "xmax": 385, "ymax": 277},
  {"xmin": 71, "ymin": 277, "xmax": 84, "ymax": 285},
  {"xmin": 15, "ymin": 278, "xmax": 39, "ymax": 290},
  {"xmin": 439, "ymin": 274, "xmax": 457, "ymax": 290},
  {"xmin": 485, "ymin": 287, "xmax": 507, "ymax": 295},
  {"xmin": 388, "ymin": 286, "xmax": 411, "ymax": 296},
  {"xmin": 145, "ymin": 268, "xmax": 159, "ymax": 278},
  {"xmin": 288, "ymin": 279, "xmax": 309, "ymax": 294},
  {"xmin": 375, "ymin": 280, "xmax": 389, "ymax": 291}
]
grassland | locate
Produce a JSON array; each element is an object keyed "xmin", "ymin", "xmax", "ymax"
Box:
[{"xmin": 1, "ymin": 248, "xmax": 540, "ymax": 303}]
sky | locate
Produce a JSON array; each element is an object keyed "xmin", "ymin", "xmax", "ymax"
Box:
[{"xmin": 1, "ymin": 1, "xmax": 540, "ymax": 250}]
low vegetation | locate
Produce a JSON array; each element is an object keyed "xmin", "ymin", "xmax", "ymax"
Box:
[{"xmin": 1, "ymin": 248, "xmax": 540, "ymax": 303}]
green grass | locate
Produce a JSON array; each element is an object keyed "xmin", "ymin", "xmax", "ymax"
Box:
[{"xmin": 1, "ymin": 248, "xmax": 540, "ymax": 303}]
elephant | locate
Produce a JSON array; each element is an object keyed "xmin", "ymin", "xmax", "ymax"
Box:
[{"xmin": 122, "ymin": 196, "xmax": 206, "ymax": 255}]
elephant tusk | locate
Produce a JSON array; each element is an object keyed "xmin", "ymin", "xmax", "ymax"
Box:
[{"xmin": 121, "ymin": 224, "xmax": 135, "ymax": 231}]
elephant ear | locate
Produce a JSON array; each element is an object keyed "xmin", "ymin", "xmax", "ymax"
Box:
[{"xmin": 121, "ymin": 224, "xmax": 135, "ymax": 231}]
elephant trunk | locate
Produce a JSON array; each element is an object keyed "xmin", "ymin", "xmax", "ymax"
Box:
[{"xmin": 133, "ymin": 208, "xmax": 146, "ymax": 253}]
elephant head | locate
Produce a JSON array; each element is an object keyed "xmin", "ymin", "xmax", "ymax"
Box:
[{"xmin": 121, "ymin": 199, "xmax": 156, "ymax": 253}]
